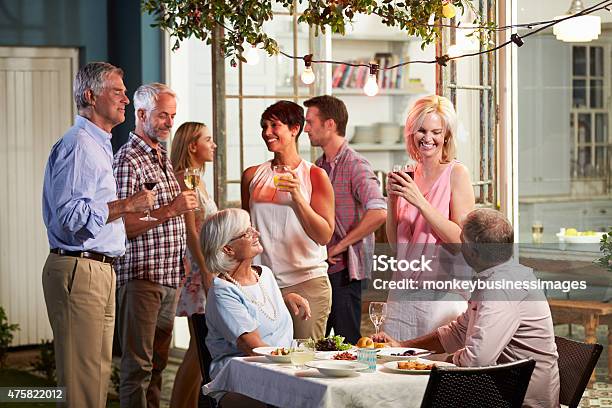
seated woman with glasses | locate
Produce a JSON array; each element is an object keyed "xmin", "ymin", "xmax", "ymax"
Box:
[{"xmin": 202, "ymin": 208, "xmax": 310, "ymax": 407}]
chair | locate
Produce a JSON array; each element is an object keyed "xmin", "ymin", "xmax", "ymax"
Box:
[
  {"xmin": 555, "ymin": 335, "xmax": 603, "ymax": 408},
  {"xmin": 191, "ymin": 313, "xmax": 216, "ymax": 408},
  {"xmin": 420, "ymin": 358, "xmax": 536, "ymax": 408}
]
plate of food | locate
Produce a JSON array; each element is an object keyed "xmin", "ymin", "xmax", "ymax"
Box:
[
  {"xmin": 314, "ymin": 336, "xmax": 353, "ymax": 359},
  {"xmin": 330, "ymin": 351, "xmax": 358, "ymax": 361},
  {"xmin": 557, "ymin": 229, "xmax": 604, "ymax": 244},
  {"xmin": 383, "ymin": 359, "xmax": 454, "ymax": 374},
  {"xmin": 377, "ymin": 347, "xmax": 432, "ymax": 361},
  {"xmin": 253, "ymin": 346, "xmax": 291, "ymax": 363},
  {"xmin": 305, "ymin": 360, "xmax": 368, "ymax": 377}
]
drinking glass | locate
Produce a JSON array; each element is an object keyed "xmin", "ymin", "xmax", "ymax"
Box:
[
  {"xmin": 272, "ymin": 165, "xmax": 292, "ymax": 188},
  {"xmin": 289, "ymin": 338, "xmax": 315, "ymax": 369},
  {"xmin": 184, "ymin": 168, "xmax": 201, "ymax": 211},
  {"xmin": 392, "ymin": 163, "xmax": 414, "ymax": 179},
  {"xmin": 369, "ymin": 302, "xmax": 387, "ymax": 336},
  {"xmin": 140, "ymin": 167, "xmax": 159, "ymax": 222}
]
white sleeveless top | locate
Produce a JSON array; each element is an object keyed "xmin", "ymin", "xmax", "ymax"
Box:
[{"xmin": 249, "ymin": 160, "xmax": 328, "ymax": 288}]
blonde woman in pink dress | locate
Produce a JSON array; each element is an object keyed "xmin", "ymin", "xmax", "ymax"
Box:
[
  {"xmin": 169, "ymin": 122, "xmax": 218, "ymax": 408},
  {"xmin": 384, "ymin": 95, "xmax": 475, "ymax": 340}
]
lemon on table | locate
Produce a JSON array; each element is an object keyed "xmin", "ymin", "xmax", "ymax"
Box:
[{"xmin": 565, "ymin": 228, "xmax": 578, "ymax": 236}]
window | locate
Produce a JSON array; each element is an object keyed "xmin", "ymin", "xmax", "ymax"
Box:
[{"xmin": 570, "ymin": 45, "xmax": 609, "ymax": 179}]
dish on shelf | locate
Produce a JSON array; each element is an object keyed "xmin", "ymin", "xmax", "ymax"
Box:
[
  {"xmin": 556, "ymin": 229, "xmax": 604, "ymax": 244},
  {"xmin": 351, "ymin": 126, "xmax": 376, "ymax": 144},
  {"xmin": 375, "ymin": 123, "xmax": 401, "ymax": 144}
]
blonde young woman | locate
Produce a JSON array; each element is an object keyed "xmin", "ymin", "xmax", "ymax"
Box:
[
  {"xmin": 383, "ymin": 95, "xmax": 475, "ymax": 340},
  {"xmin": 169, "ymin": 122, "xmax": 217, "ymax": 408},
  {"xmin": 241, "ymin": 100, "xmax": 335, "ymax": 339}
]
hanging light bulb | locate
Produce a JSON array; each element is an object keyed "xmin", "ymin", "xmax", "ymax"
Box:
[
  {"xmin": 442, "ymin": 1, "xmax": 457, "ymax": 19},
  {"xmin": 363, "ymin": 64, "xmax": 379, "ymax": 97},
  {"xmin": 553, "ymin": 0, "xmax": 601, "ymax": 43},
  {"xmin": 245, "ymin": 45, "xmax": 260, "ymax": 66},
  {"xmin": 300, "ymin": 54, "xmax": 315, "ymax": 85}
]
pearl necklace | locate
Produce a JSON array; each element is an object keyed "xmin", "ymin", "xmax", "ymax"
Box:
[{"xmin": 222, "ymin": 269, "xmax": 278, "ymax": 321}]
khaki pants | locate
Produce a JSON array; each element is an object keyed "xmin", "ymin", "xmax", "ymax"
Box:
[
  {"xmin": 116, "ymin": 280, "xmax": 178, "ymax": 408},
  {"xmin": 281, "ymin": 275, "xmax": 332, "ymax": 339},
  {"xmin": 42, "ymin": 253, "xmax": 115, "ymax": 408}
]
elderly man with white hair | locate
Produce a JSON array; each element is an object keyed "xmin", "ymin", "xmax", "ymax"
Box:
[
  {"xmin": 374, "ymin": 208, "xmax": 560, "ymax": 408},
  {"xmin": 113, "ymin": 83, "xmax": 198, "ymax": 407}
]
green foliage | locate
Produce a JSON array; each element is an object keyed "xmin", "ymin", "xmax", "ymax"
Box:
[
  {"xmin": 0, "ymin": 306, "xmax": 19, "ymax": 368},
  {"xmin": 141, "ymin": 0, "xmax": 495, "ymax": 64},
  {"xmin": 31, "ymin": 339, "xmax": 56, "ymax": 383},
  {"xmin": 595, "ymin": 227, "xmax": 612, "ymax": 273},
  {"xmin": 111, "ymin": 362, "xmax": 120, "ymax": 395}
]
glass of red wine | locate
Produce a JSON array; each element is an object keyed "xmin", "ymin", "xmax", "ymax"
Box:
[
  {"xmin": 392, "ymin": 164, "xmax": 415, "ymax": 180},
  {"xmin": 140, "ymin": 167, "xmax": 159, "ymax": 222}
]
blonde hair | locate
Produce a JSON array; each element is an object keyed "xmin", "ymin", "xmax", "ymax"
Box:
[
  {"xmin": 404, "ymin": 95, "xmax": 457, "ymax": 164},
  {"xmin": 200, "ymin": 208, "xmax": 251, "ymax": 276},
  {"xmin": 170, "ymin": 122, "xmax": 208, "ymax": 172}
]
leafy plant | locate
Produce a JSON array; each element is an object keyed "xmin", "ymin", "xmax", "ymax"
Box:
[
  {"xmin": 111, "ymin": 362, "xmax": 121, "ymax": 395},
  {"xmin": 141, "ymin": 0, "xmax": 495, "ymax": 66},
  {"xmin": 31, "ymin": 339, "xmax": 56, "ymax": 382},
  {"xmin": 595, "ymin": 227, "xmax": 612, "ymax": 273},
  {"xmin": 0, "ymin": 306, "xmax": 19, "ymax": 368}
]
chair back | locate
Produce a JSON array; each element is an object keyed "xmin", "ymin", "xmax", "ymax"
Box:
[
  {"xmin": 420, "ymin": 358, "xmax": 536, "ymax": 408},
  {"xmin": 555, "ymin": 335, "xmax": 603, "ymax": 408},
  {"xmin": 191, "ymin": 313, "xmax": 216, "ymax": 408}
]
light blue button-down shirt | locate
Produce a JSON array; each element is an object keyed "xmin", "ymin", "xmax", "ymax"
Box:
[{"xmin": 42, "ymin": 115, "xmax": 126, "ymax": 257}]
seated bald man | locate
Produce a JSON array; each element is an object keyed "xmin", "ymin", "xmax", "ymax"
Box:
[{"xmin": 374, "ymin": 208, "xmax": 560, "ymax": 408}]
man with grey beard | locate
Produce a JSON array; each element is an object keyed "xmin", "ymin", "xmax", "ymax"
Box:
[{"xmin": 113, "ymin": 83, "xmax": 198, "ymax": 407}]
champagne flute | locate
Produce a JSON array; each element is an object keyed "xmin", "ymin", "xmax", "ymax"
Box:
[
  {"xmin": 184, "ymin": 168, "xmax": 201, "ymax": 211},
  {"xmin": 369, "ymin": 302, "xmax": 387, "ymax": 336},
  {"xmin": 289, "ymin": 338, "xmax": 315, "ymax": 370},
  {"xmin": 140, "ymin": 167, "xmax": 159, "ymax": 222}
]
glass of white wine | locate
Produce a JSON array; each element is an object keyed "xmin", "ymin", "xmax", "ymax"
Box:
[
  {"xmin": 289, "ymin": 338, "xmax": 315, "ymax": 370},
  {"xmin": 369, "ymin": 302, "xmax": 387, "ymax": 336},
  {"xmin": 184, "ymin": 168, "xmax": 201, "ymax": 211}
]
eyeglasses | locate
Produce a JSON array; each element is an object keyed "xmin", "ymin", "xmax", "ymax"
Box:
[{"xmin": 228, "ymin": 226, "xmax": 258, "ymax": 243}]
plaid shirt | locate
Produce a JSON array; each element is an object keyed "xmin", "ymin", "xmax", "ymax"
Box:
[
  {"xmin": 113, "ymin": 132, "xmax": 186, "ymax": 288},
  {"xmin": 316, "ymin": 141, "xmax": 386, "ymax": 280}
]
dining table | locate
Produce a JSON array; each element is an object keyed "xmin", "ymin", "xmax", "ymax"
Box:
[{"xmin": 203, "ymin": 355, "xmax": 435, "ymax": 408}]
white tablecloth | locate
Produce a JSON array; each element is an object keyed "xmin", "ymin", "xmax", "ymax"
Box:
[{"xmin": 203, "ymin": 356, "xmax": 430, "ymax": 408}]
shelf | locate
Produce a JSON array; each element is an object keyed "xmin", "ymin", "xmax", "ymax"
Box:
[
  {"xmin": 332, "ymin": 33, "xmax": 416, "ymax": 42},
  {"xmin": 348, "ymin": 143, "xmax": 405, "ymax": 152},
  {"xmin": 332, "ymin": 86, "xmax": 426, "ymax": 96}
]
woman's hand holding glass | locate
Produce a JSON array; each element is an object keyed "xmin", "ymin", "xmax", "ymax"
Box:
[
  {"xmin": 387, "ymin": 164, "xmax": 425, "ymax": 208},
  {"xmin": 273, "ymin": 165, "xmax": 300, "ymax": 198}
]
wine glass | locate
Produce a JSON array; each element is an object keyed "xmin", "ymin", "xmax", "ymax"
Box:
[
  {"xmin": 369, "ymin": 302, "xmax": 387, "ymax": 336},
  {"xmin": 184, "ymin": 168, "xmax": 201, "ymax": 211},
  {"xmin": 139, "ymin": 167, "xmax": 159, "ymax": 222},
  {"xmin": 289, "ymin": 338, "xmax": 315, "ymax": 370}
]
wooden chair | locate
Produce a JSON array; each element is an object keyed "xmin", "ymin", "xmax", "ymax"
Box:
[
  {"xmin": 555, "ymin": 335, "xmax": 603, "ymax": 408},
  {"xmin": 420, "ymin": 359, "xmax": 536, "ymax": 408}
]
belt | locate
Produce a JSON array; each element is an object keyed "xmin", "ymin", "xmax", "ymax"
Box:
[{"xmin": 50, "ymin": 248, "xmax": 116, "ymax": 265}]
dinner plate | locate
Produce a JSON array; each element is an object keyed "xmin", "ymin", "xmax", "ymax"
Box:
[
  {"xmin": 315, "ymin": 347, "xmax": 357, "ymax": 360},
  {"xmin": 377, "ymin": 347, "xmax": 431, "ymax": 361},
  {"xmin": 305, "ymin": 360, "xmax": 368, "ymax": 377},
  {"xmin": 326, "ymin": 351, "xmax": 358, "ymax": 361},
  {"xmin": 253, "ymin": 346, "xmax": 291, "ymax": 363},
  {"xmin": 383, "ymin": 359, "xmax": 454, "ymax": 374}
]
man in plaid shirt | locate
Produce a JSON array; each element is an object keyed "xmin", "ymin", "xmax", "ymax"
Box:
[
  {"xmin": 113, "ymin": 83, "xmax": 197, "ymax": 408},
  {"xmin": 304, "ymin": 95, "xmax": 387, "ymax": 344}
]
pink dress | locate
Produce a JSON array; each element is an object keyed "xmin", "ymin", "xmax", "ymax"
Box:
[
  {"xmin": 383, "ymin": 160, "xmax": 469, "ymax": 339},
  {"xmin": 175, "ymin": 186, "xmax": 218, "ymax": 317}
]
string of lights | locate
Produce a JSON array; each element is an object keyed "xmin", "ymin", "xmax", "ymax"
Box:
[{"xmin": 246, "ymin": 0, "xmax": 612, "ymax": 96}]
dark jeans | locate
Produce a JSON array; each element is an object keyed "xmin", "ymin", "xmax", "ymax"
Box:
[{"xmin": 325, "ymin": 269, "xmax": 362, "ymax": 345}]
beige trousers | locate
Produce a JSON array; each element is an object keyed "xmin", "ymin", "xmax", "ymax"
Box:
[
  {"xmin": 42, "ymin": 253, "xmax": 115, "ymax": 408},
  {"xmin": 280, "ymin": 275, "xmax": 332, "ymax": 339}
]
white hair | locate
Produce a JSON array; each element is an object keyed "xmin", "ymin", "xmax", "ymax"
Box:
[
  {"xmin": 200, "ymin": 208, "xmax": 251, "ymax": 277},
  {"xmin": 133, "ymin": 82, "xmax": 177, "ymax": 120},
  {"xmin": 73, "ymin": 62, "xmax": 123, "ymax": 111}
]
